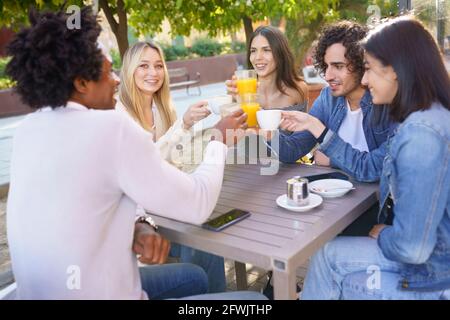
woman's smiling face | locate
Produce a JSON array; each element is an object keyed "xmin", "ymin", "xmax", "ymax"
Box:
[
  {"xmin": 361, "ymin": 52, "xmax": 398, "ymax": 105},
  {"xmin": 249, "ymin": 35, "xmax": 276, "ymax": 78},
  {"xmin": 133, "ymin": 47, "xmax": 165, "ymax": 95}
]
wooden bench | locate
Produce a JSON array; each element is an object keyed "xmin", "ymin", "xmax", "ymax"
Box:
[{"xmin": 168, "ymin": 67, "xmax": 201, "ymax": 96}]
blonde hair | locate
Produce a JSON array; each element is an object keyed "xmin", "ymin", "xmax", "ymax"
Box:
[{"xmin": 119, "ymin": 41, "xmax": 177, "ymax": 133}]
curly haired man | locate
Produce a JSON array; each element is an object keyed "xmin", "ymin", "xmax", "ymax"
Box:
[
  {"xmin": 277, "ymin": 21, "xmax": 397, "ymax": 237},
  {"xmin": 278, "ymin": 20, "xmax": 395, "ymax": 179}
]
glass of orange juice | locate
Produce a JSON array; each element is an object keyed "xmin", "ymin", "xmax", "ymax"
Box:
[
  {"xmin": 235, "ymin": 70, "xmax": 257, "ymax": 96},
  {"xmin": 240, "ymin": 93, "xmax": 260, "ymax": 128}
]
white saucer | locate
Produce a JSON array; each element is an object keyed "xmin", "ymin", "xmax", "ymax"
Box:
[
  {"xmin": 309, "ymin": 179, "xmax": 354, "ymax": 198},
  {"xmin": 276, "ymin": 193, "xmax": 323, "ymax": 213}
]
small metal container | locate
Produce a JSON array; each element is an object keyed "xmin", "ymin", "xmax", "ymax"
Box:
[{"xmin": 287, "ymin": 176, "xmax": 310, "ymax": 206}]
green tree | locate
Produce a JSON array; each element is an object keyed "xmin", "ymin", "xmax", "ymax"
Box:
[
  {"xmin": 0, "ymin": 0, "xmax": 398, "ymax": 65},
  {"xmin": 100, "ymin": 0, "xmax": 339, "ymax": 60},
  {"xmin": 0, "ymin": 0, "xmax": 134, "ymax": 58},
  {"xmin": 0, "ymin": 0, "xmax": 85, "ymax": 28},
  {"xmin": 285, "ymin": 0, "xmax": 399, "ymax": 66},
  {"xmin": 144, "ymin": 0, "xmax": 339, "ymax": 61},
  {"xmin": 98, "ymin": 0, "xmax": 129, "ymax": 58}
]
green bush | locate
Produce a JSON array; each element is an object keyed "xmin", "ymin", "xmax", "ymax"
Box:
[
  {"xmin": 110, "ymin": 49, "xmax": 122, "ymax": 71},
  {"xmin": 160, "ymin": 38, "xmax": 242, "ymax": 61},
  {"xmin": 173, "ymin": 45, "xmax": 189, "ymax": 59},
  {"xmin": 0, "ymin": 56, "xmax": 11, "ymax": 78},
  {"xmin": 191, "ymin": 38, "xmax": 224, "ymax": 57},
  {"xmin": 222, "ymin": 41, "xmax": 246, "ymax": 54},
  {"xmin": 230, "ymin": 41, "xmax": 246, "ymax": 53},
  {"xmin": 0, "ymin": 77, "xmax": 15, "ymax": 90},
  {"xmin": 161, "ymin": 44, "xmax": 178, "ymax": 61},
  {"xmin": 0, "ymin": 57, "xmax": 15, "ymax": 90},
  {"xmin": 161, "ymin": 44, "xmax": 191, "ymax": 61}
]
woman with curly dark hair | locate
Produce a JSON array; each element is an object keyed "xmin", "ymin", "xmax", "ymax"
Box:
[{"xmin": 5, "ymin": 6, "xmax": 262, "ymax": 300}]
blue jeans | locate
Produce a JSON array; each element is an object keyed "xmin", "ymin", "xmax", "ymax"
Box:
[
  {"xmin": 170, "ymin": 243, "xmax": 226, "ymax": 293},
  {"xmin": 178, "ymin": 291, "xmax": 268, "ymax": 300},
  {"xmin": 302, "ymin": 237, "xmax": 450, "ymax": 300},
  {"xmin": 139, "ymin": 263, "xmax": 208, "ymax": 299},
  {"xmin": 139, "ymin": 263, "xmax": 267, "ymax": 300}
]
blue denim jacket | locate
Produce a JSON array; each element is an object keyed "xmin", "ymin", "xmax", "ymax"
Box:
[
  {"xmin": 377, "ymin": 103, "xmax": 450, "ymax": 291},
  {"xmin": 277, "ymin": 87, "xmax": 395, "ymax": 182}
]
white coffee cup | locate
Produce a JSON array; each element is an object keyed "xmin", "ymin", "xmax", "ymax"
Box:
[
  {"xmin": 206, "ymin": 95, "xmax": 233, "ymax": 114},
  {"xmin": 256, "ymin": 110, "xmax": 281, "ymax": 130}
]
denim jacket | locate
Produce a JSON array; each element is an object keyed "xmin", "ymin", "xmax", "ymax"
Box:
[
  {"xmin": 377, "ymin": 103, "xmax": 450, "ymax": 291},
  {"xmin": 277, "ymin": 87, "xmax": 395, "ymax": 182}
]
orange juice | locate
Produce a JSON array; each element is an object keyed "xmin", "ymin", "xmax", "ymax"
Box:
[
  {"xmin": 236, "ymin": 78, "xmax": 257, "ymax": 95},
  {"xmin": 241, "ymin": 102, "xmax": 260, "ymax": 127}
]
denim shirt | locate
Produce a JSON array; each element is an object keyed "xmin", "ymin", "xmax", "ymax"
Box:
[
  {"xmin": 377, "ymin": 103, "xmax": 450, "ymax": 291},
  {"xmin": 277, "ymin": 87, "xmax": 395, "ymax": 182}
]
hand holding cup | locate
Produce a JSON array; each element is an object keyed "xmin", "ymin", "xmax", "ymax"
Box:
[{"xmin": 212, "ymin": 109, "xmax": 248, "ymax": 146}]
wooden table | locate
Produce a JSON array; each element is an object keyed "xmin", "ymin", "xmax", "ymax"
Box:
[{"xmin": 153, "ymin": 163, "xmax": 378, "ymax": 299}]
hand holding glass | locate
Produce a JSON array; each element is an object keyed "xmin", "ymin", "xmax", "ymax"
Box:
[
  {"xmin": 235, "ymin": 70, "xmax": 257, "ymax": 96},
  {"xmin": 240, "ymin": 93, "xmax": 260, "ymax": 128}
]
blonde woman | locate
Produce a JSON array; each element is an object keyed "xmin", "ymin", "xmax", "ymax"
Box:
[
  {"xmin": 116, "ymin": 41, "xmax": 226, "ymax": 293},
  {"xmin": 117, "ymin": 41, "xmax": 210, "ymax": 169}
]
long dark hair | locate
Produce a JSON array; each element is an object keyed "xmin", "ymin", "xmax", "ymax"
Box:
[
  {"xmin": 363, "ymin": 16, "xmax": 450, "ymax": 122},
  {"xmin": 247, "ymin": 25, "xmax": 306, "ymax": 103}
]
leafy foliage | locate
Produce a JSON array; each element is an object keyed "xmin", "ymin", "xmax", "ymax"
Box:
[
  {"xmin": 0, "ymin": 0, "xmax": 401, "ymax": 65},
  {"xmin": 0, "ymin": 0, "xmax": 84, "ymax": 30},
  {"xmin": 285, "ymin": 0, "xmax": 399, "ymax": 66},
  {"xmin": 190, "ymin": 38, "xmax": 223, "ymax": 57},
  {"xmin": 0, "ymin": 56, "xmax": 15, "ymax": 89},
  {"xmin": 160, "ymin": 44, "xmax": 190, "ymax": 61},
  {"xmin": 110, "ymin": 49, "xmax": 122, "ymax": 72}
]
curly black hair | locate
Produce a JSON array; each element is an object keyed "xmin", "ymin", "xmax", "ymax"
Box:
[
  {"xmin": 314, "ymin": 21, "xmax": 368, "ymax": 83},
  {"xmin": 6, "ymin": 6, "xmax": 103, "ymax": 109}
]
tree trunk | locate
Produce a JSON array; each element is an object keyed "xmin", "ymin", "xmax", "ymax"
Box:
[
  {"xmin": 269, "ymin": 12, "xmax": 283, "ymax": 28},
  {"xmin": 286, "ymin": 16, "xmax": 324, "ymax": 68},
  {"xmin": 99, "ymin": 0, "xmax": 129, "ymax": 60},
  {"xmin": 115, "ymin": 23, "xmax": 129, "ymax": 59},
  {"xmin": 242, "ymin": 15, "xmax": 253, "ymax": 68}
]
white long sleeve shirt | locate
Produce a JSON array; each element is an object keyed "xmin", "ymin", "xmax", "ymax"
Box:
[
  {"xmin": 7, "ymin": 101, "xmax": 227, "ymax": 299},
  {"xmin": 115, "ymin": 100, "xmax": 207, "ymax": 173}
]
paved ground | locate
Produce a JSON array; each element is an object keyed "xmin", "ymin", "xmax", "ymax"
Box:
[{"xmin": 0, "ymin": 197, "xmax": 9, "ymax": 275}]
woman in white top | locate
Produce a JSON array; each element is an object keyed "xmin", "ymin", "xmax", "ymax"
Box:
[
  {"xmin": 117, "ymin": 41, "xmax": 226, "ymax": 293},
  {"xmin": 5, "ymin": 6, "xmax": 262, "ymax": 300}
]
